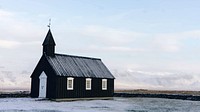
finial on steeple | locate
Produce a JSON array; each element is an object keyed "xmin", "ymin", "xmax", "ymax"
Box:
[{"xmin": 47, "ymin": 19, "xmax": 51, "ymax": 29}]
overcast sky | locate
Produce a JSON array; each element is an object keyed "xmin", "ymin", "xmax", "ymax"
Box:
[{"xmin": 1, "ymin": 0, "xmax": 200, "ymax": 91}]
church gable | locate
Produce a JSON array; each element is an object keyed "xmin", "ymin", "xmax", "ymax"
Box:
[{"xmin": 30, "ymin": 55, "xmax": 56, "ymax": 78}]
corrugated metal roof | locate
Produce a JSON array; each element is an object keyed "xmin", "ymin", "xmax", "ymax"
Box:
[{"xmin": 45, "ymin": 53, "xmax": 115, "ymax": 79}]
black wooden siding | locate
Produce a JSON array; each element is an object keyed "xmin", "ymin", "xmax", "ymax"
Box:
[
  {"xmin": 55, "ymin": 77, "xmax": 114, "ymax": 98},
  {"xmin": 30, "ymin": 78, "xmax": 39, "ymax": 98},
  {"xmin": 31, "ymin": 54, "xmax": 115, "ymax": 99},
  {"xmin": 31, "ymin": 55, "xmax": 57, "ymax": 98}
]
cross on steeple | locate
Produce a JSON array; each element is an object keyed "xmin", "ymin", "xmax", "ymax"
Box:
[{"xmin": 47, "ymin": 19, "xmax": 51, "ymax": 29}]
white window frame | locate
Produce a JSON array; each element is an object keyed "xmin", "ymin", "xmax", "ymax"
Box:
[
  {"xmin": 67, "ymin": 77, "xmax": 74, "ymax": 90},
  {"xmin": 102, "ymin": 79, "xmax": 107, "ymax": 90},
  {"xmin": 86, "ymin": 78, "xmax": 92, "ymax": 90}
]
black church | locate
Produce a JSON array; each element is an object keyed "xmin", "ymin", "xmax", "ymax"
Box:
[{"xmin": 30, "ymin": 29, "xmax": 115, "ymax": 99}]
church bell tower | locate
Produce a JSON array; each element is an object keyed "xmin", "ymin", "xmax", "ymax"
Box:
[{"xmin": 42, "ymin": 29, "xmax": 56, "ymax": 56}]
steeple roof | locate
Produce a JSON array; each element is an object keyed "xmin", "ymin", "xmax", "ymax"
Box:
[{"xmin": 42, "ymin": 29, "xmax": 56, "ymax": 46}]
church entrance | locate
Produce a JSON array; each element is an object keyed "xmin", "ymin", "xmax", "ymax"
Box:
[{"xmin": 39, "ymin": 72, "xmax": 47, "ymax": 98}]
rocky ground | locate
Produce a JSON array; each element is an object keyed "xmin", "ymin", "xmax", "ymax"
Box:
[
  {"xmin": 0, "ymin": 91, "xmax": 30, "ymax": 98},
  {"xmin": 1, "ymin": 89, "xmax": 200, "ymax": 101},
  {"xmin": 115, "ymin": 89, "xmax": 200, "ymax": 95},
  {"xmin": 114, "ymin": 89, "xmax": 200, "ymax": 101}
]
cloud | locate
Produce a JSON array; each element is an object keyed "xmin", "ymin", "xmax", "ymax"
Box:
[
  {"xmin": 69, "ymin": 25, "xmax": 200, "ymax": 54},
  {"xmin": 151, "ymin": 30, "xmax": 200, "ymax": 52},
  {"xmin": 114, "ymin": 69, "xmax": 200, "ymax": 90},
  {"xmin": 86, "ymin": 45, "xmax": 144, "ymax": 53},
  {"xmin": 106, "ymin": 9, "xmax": 136, "ymax": 21},
  {"xmin": 153, "ymin": 36, "xmax": 181, "ymax": 52},
  {"xmin": 0, "ymin": 71, "xmax": 16, "ymax": 87},
  {"xmin": 60, "ymin": 25, "xmax": 147, "ymax": 56},
  {"xmin": 0, "ymin": 66, "xmax": 5, "ymax": 69},
  {"xmin": 0, "ymin": 70, "xmax": 30, "ymax": 90},
  {"xmin": 0, "ymin": 9, "xmax": 44, "ymax": 42},
  {"xmin": 0, "ymin": 9, "xmax": 45, "ymax": 90},
  {"xmin": 21, "ymin": 70, "xmax": 31, "ymax": 75},
  {"xmin": 0, "ymin": 10, "xmax": 13, "ymax": 18},
  {"xmin": 0, "ymin": 9, "xmax": 200, "ymax": 91},
  {"xmin": 80, "ymin": 25, "xmax": 145, "ymax": 46},
  {"xmin": 0, "ymin": 40, "xmax": 20, "ymax": 48}
]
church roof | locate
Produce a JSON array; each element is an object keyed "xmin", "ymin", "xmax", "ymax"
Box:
[
  {"xmin": 42, "ymin": 29, "xmax": 56, "ymax": 46},
  {"xmin": 45, "ymin": 53, "xmax": 115, "ymax": 79}
]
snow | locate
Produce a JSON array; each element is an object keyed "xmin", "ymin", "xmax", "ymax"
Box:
[{"xmin": 0, "ymin": 97, "xmax": 200, "ymax": 112}]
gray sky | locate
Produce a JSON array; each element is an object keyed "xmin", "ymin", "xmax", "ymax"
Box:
[{"xmin": 1, "ymin": 0, "xmax": 200, "ymax": 90}]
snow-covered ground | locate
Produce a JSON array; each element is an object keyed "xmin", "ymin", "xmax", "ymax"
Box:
[{"xmin": 0, "ymin": 97, "xmax": 200, "ymax": 112}]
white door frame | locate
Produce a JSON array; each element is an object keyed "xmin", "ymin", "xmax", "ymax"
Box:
[{"xmin": 39, "ymin": 71, "xmax": 47, "ymax": 98}]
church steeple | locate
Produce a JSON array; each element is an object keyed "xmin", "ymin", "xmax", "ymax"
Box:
[{"xmin": 42, "ymin": 29, "xmax": 56, "ymax": 56}]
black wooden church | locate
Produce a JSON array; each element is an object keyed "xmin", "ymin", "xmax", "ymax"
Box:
[{"xmin": 30, "ymin": 29, "xmax": 115, "ymax": 99}]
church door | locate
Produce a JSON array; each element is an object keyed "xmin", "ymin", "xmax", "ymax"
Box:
[{"xmin": 39, "ymin": 72, "xmax": 47, "ymax": 98}]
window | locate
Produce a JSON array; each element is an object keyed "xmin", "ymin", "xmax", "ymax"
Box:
[
  {"xmin": 86, "ymin": 78, "xmax": 92, "ymax": 90},
  {"xmin": 102, "ymin": 79, "xmax": 107, "ymax": 90},
  {"xmin": 67, "ymin": 77, "xmax": 74, "ymax": 90}
]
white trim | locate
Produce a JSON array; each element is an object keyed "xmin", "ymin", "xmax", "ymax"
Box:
[
  {"xmin": 67, "ymin": 77, "xmax": 74, "ymax": 90},
  {"xmin": 39, "ymin": 72, "xmax": 47, "ymax": 98},
  {"xmin": 102, "ymin": 79, "xmax": 107, "ymax": 90},
  {"xmin": 86, "ymin": 78, "xmax": 92, "ymax": 90}
]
